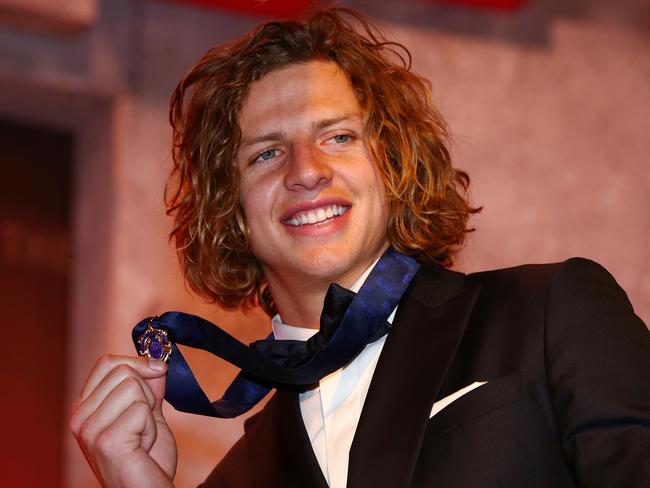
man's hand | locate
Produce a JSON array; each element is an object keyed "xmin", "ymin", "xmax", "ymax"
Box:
[{"xmin": 70, "ymin": 355, "xmax": 177, "ymax": 487}]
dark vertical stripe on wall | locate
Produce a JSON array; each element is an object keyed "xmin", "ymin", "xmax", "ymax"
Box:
[{"xmin": 0, "ymin": 118, "xmax": 72, "ymax": 488}]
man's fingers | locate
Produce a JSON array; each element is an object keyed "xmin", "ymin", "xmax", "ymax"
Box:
[
  {"xmin": 80, "ymin": 362, "xmax": 156, "ymax": 414},
  {"xmin": 71, "ymin": 367, "xmax": 157, "ymax": 438},
  {"xmin": 71, "ymin": 357, "xmax": 167, "ymax": 439},
  {"xmin": 70, "ymin": 353, "xmax": 176, "ymax": 488},
  {"xmin": 79, "ymin": 354, "xmax": 167, "ymax": 402},
  {"xmin": 89, "ymin": 400, "xmax": 158, "ymax": 485},
  {"xmin": 73, "ymin": 376, "xmax": 154, "ymax": 447}
]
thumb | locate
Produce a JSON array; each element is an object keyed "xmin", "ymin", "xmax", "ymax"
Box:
[{"xmin": 144, "ymin": 359, "xmax": 167, "ymax": 408}]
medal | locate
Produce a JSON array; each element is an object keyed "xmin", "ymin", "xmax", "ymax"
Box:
[{"xmin": 137, "ymin": 319, "xmax": 172, "ymax": 363}]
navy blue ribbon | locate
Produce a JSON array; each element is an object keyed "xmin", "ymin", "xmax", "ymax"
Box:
[{"xmin": 132, "ymin": 247, "xmax": 419, "ymax": 418}]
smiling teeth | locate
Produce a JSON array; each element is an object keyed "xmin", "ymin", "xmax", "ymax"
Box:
[{"xmin": 288, "ymin": 204, "xmax": 348, "ymax": 226}]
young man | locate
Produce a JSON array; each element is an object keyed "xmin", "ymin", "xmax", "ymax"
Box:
[{"xmin": 71, "ymin": 9, "xmax": 650, "ymax": 488}]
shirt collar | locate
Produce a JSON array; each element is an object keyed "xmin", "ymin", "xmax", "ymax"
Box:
[{"xmin": 271, "ymin": 256, "xmax": 382, "ymax": 340}]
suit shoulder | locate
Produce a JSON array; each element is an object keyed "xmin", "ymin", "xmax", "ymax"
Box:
[
  {"xmin": 463, "ymin": 258, "xmax": 633, "ymax": 318},
  {"xmin": 544, "ymin": 257, "xmax": 643, "ymax": 329},
  {"xmin": 466, "ymin": 257, "xmax": 609, "ymax": 290},
  {"xmin": 465, "ymin": 260, "xmax": 558, "ymax": 294},
  {"xmin": 467, "ymin": 257, "xmax": 646, "ymax": 340}
]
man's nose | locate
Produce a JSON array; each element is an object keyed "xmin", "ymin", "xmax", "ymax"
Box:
[{"xmin": 283, "ymin": 143, "xmax": 333, "ymax": 191}]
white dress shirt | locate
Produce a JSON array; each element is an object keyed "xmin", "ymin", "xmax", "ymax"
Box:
[{"xmin": 271, "ymin": 261, "xmax": 397, "ymax": 488}]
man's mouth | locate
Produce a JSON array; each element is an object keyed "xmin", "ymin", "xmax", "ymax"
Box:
[{"xmin": 285, "ymin": 204, "xmax": 349, "ymax": 226}]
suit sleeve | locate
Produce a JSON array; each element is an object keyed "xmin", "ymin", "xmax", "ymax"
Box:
[{"xmin": 544, "ymin": 257, "xmax": 650, "ymax": 487}]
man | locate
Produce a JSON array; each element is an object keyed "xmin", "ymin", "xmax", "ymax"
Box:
[{"xmin": 71, "ymin": 8, "xmax": 650, "ymax": 488}]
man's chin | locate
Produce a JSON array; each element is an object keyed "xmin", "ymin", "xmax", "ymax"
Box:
[{"xmin": 294, "ymin": 253, "xmax": 375, "ymax": 287}]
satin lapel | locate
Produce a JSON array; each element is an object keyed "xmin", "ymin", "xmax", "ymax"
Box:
[
  {"xmin": 245, "ymin": 390, "xmax": 328, "ymax": 488},
  {"xmin": 348, "ymin": 264, "xmax": 481, "ymax": 488}
]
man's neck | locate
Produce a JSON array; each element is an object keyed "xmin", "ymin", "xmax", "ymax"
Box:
[
  {"xmin": 268, "ymin": 256, "xmax": 382, "ymax": 329},
  {"xmin": 274, "ymin": 287, "xmax": 328, "ymax": 329}
]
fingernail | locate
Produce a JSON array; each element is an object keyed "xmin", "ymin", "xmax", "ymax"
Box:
[{"xmin": 148, "ymin": 359, "xmax": 167, "ymax": 371}]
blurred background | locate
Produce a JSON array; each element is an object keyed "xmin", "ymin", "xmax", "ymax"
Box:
[{"xmin": 0, "ymin": 0, "xmax": 647, "ymax": 486}]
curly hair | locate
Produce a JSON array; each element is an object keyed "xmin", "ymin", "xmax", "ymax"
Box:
[{"xmin": 167, "ymin": 7, "xmax": 480, "ymax": 314}]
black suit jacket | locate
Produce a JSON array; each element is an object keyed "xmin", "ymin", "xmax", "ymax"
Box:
[{"xmin": 201, "ymin": 258, "xmax": 650, "ymax": 487}]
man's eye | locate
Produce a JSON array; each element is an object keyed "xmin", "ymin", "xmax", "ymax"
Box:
[
  {"xmin": 256, "ymin": 148, "xmax": 278, "ymax": 162},
  {"xmin": 332, "ymin": 134, "xmax": 350, "ymax": 144}
]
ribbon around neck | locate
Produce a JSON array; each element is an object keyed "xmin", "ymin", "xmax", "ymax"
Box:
[{"xmin": 131, "ymin": 247, "xmax": 420, "ymax": 418}]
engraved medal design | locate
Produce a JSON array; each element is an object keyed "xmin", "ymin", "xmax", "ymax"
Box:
[{"xmin": 137, "ymin": 319, "xmax": 172, "ymax": 363}]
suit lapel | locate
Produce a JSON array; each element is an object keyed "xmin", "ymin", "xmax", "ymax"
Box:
[
  {"xmin": 245, "ymin": 390, "xmax": 328, "ymax": 488},
  {"xmin": 348, "ymin": 263, "xmax": 481, "ymax": 488}
]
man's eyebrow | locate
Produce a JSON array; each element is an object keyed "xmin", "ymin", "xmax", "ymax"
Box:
[
  {"xmin": 311, "ymin": 114, "xmax": 362, "ymax": 131},
  {"xmin": 240, "ymin": 131, "xmax": 286, "ymax": 148}
]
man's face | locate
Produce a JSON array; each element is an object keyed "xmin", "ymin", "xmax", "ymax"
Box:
[{"xmin": 236, "ymin": 60, "xmax": 390, "ymax": 292}]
